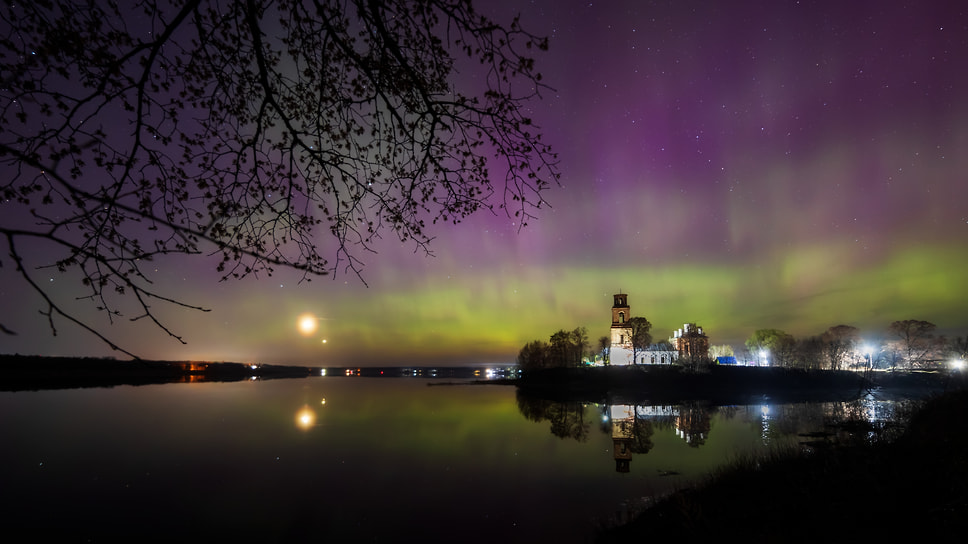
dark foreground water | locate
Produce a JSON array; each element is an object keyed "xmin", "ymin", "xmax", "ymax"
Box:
[{"xmin": 0, "ymin": 376, "xmax": 909, "ymax": 543}]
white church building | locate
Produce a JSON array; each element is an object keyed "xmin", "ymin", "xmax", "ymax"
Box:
[{"xmin": 607, "ymin": 293, "xmax": 679, "ymax": 366}]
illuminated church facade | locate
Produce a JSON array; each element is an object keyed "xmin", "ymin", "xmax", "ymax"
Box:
[{"xmin": 606, "ymin": 293, "xmax": 708, "ymax": 366}]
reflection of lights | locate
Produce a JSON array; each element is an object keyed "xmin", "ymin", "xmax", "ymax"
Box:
[
  {"xmin": 295, "ymin": 405, "xmax": 317, "ymax": 430},
  {"xmin": 297, "ymin": 313, "xmax": 318, "ymax": 336},
  {"xmin": 952, "ymin": 359, "xmax": 966, "ymax": 371},
  {"xmin": 760, "ymin": 405, "xmax": 772, "ymax": 444},
  {"xmin": 320, "ymin": 398, "xmax": 326, "ymax": 405}
]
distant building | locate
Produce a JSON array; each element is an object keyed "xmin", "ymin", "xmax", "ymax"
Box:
[{"xmin": 672, "ymin": 323, "xmax": 710, "ymax": 360}]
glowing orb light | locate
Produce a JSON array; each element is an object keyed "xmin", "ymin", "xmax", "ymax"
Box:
[
  {"xmin": 297, "ymin": 313, "xmax": 318, "ymax": 336},
  {"xmin": 295, "ymin": 405, "xmax": 317, "ymax": 430}
]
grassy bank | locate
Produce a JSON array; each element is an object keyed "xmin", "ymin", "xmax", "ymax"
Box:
[{"xmin": 597, "ymin": 388, "xmax": 968, "ymax": 542}]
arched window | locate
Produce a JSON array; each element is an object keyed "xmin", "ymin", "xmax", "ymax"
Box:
[{"xmin": 619, "ymin": 311, "xmax": 625, "ymax": 323}]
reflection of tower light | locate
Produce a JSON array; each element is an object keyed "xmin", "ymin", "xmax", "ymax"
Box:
[{"xmin": 295, "ymin": 405, "xmax": 317, "ymax": 430}]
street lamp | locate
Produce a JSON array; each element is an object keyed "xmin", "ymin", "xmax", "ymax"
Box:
[
  {"xmin": 759, "ymin": 349, "xmax": 769, "ymax": 367},
  {"xmin": 863, "ymin": 344, "xmax": 873, "ymax": 370}
]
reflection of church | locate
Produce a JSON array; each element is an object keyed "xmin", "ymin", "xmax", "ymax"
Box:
[
  {"xmin": 676, "ymin": 404, "xmax": 711, "ymax": 447},
  {"xmin": 610, "ymin": 405, "xmax": 635, "ymax": 473},
  {"xmin": 607, "ymin": 404, "xmax": 678, "ymax": 472}
]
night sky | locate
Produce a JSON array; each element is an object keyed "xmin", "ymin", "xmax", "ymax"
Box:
[{"xmin": 3, "ymin": 0, "xmax": 967, "ymax": 366}]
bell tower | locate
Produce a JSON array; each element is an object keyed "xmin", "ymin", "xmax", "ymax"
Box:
[
  {"xmin": 610, "ymin": 293, "xmax": 632, "ymax": 347},
  {"xmin": 611, "ymin": 293, "xmax": 629, "ymax": 326}
]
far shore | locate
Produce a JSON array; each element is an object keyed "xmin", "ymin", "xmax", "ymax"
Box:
[
  {"xmin": 2, "ymin": 355, "xmax": 963, "ymax": 404},
  {"xmin": 0, "ymin": 354, "xmax": 318, "ymax": 391}
]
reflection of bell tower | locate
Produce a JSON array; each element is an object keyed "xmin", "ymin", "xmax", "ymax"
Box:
[
  {"xmin": 613, "ymin": 420, "xmax": 633, "ymax": 473},
  {"xmin": 610, "ymin": 293, "xmax": 632, "ymax": 349},
  {"xmin": 610, "ymin": 405, "xmax": 634, "ymax": 473}
]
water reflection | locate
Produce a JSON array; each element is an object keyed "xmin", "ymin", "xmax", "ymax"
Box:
[
  {"xmin": 295, "ymin": 404, "xmax": 317, "ymax": 430},
  {"xmin": 516, "ymin": 389, "xmax": 916, "ymax": 475},
  {"xmin": 0, "ymin": 378, "xmax": 925, "ymax": 543}
]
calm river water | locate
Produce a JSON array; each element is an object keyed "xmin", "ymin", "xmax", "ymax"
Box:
[{"xmin": 1, "ymin": 374, "xmax": 907, "ymax": 543}]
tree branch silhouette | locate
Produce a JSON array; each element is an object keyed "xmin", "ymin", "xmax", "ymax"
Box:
[{"xmin": 0, "ymin": 0, "xmax": 558, "ymax": 353}]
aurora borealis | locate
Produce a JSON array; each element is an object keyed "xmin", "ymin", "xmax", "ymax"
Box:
[{"xmin": 2, "ymin": 0, "xmax": 967, "ymax": 365}]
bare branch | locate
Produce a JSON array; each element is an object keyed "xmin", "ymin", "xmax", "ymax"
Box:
[{"xmin": 0, "ymin": 0, "xmax": 558, "ymax": 352}]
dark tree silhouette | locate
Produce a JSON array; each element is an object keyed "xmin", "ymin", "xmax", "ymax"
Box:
[
  {"xmin": 745, "ymin": 328, "xmax": 796, "ymax": 367},
  {"xmin": 597, "ymin": 335, "xmax": 610, "ymax": 366},
  {"xmin": 628, "ymin": 316, "xmax": 652, "ymax": 365},
  {"xmin": 516, "ymin": 339, "xmax": 550, "ymax": 371},
  {"xmin": 888, "ymin": 320, "xmax": 937, "ymax": 369},
  {"xmin": 0, "ymin": 0, "xmax": 558, "ymax": 354},
  {"xmin": 820, "ymin": 324, "xmax": 859, "ymax": 370}
]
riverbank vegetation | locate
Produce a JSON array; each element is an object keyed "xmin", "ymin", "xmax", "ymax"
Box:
[
  {"xmin": 519, "ymin": 319, "xmax": 967, "ymax": 373},
  {"xmin": 515, "ymin": 364, "xmax": 963, "ymax": 405}
]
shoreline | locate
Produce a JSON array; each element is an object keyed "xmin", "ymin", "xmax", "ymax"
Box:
[
  {"xmin": 515, "ymin": 364, "xmax": 964, "ymax": 404},
  {"xmin": 0, "ymin": 354, "xmax": 318, "ymax": 391},
  {"xmin": 3, "ymin": 354, "xmax": 962, "ymax": 404}
]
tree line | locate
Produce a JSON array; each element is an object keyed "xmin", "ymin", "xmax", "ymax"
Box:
[
  {"xmin": 744, "ymin": 320, "xmax": 965, "ymax": 371},
  {"xmin": 518, "ymin": 318, "xmax": 966, "ymax": 372},
  {"xmin": 516, "ymin": 326, "xmax": 591, "ymax": 371}
]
